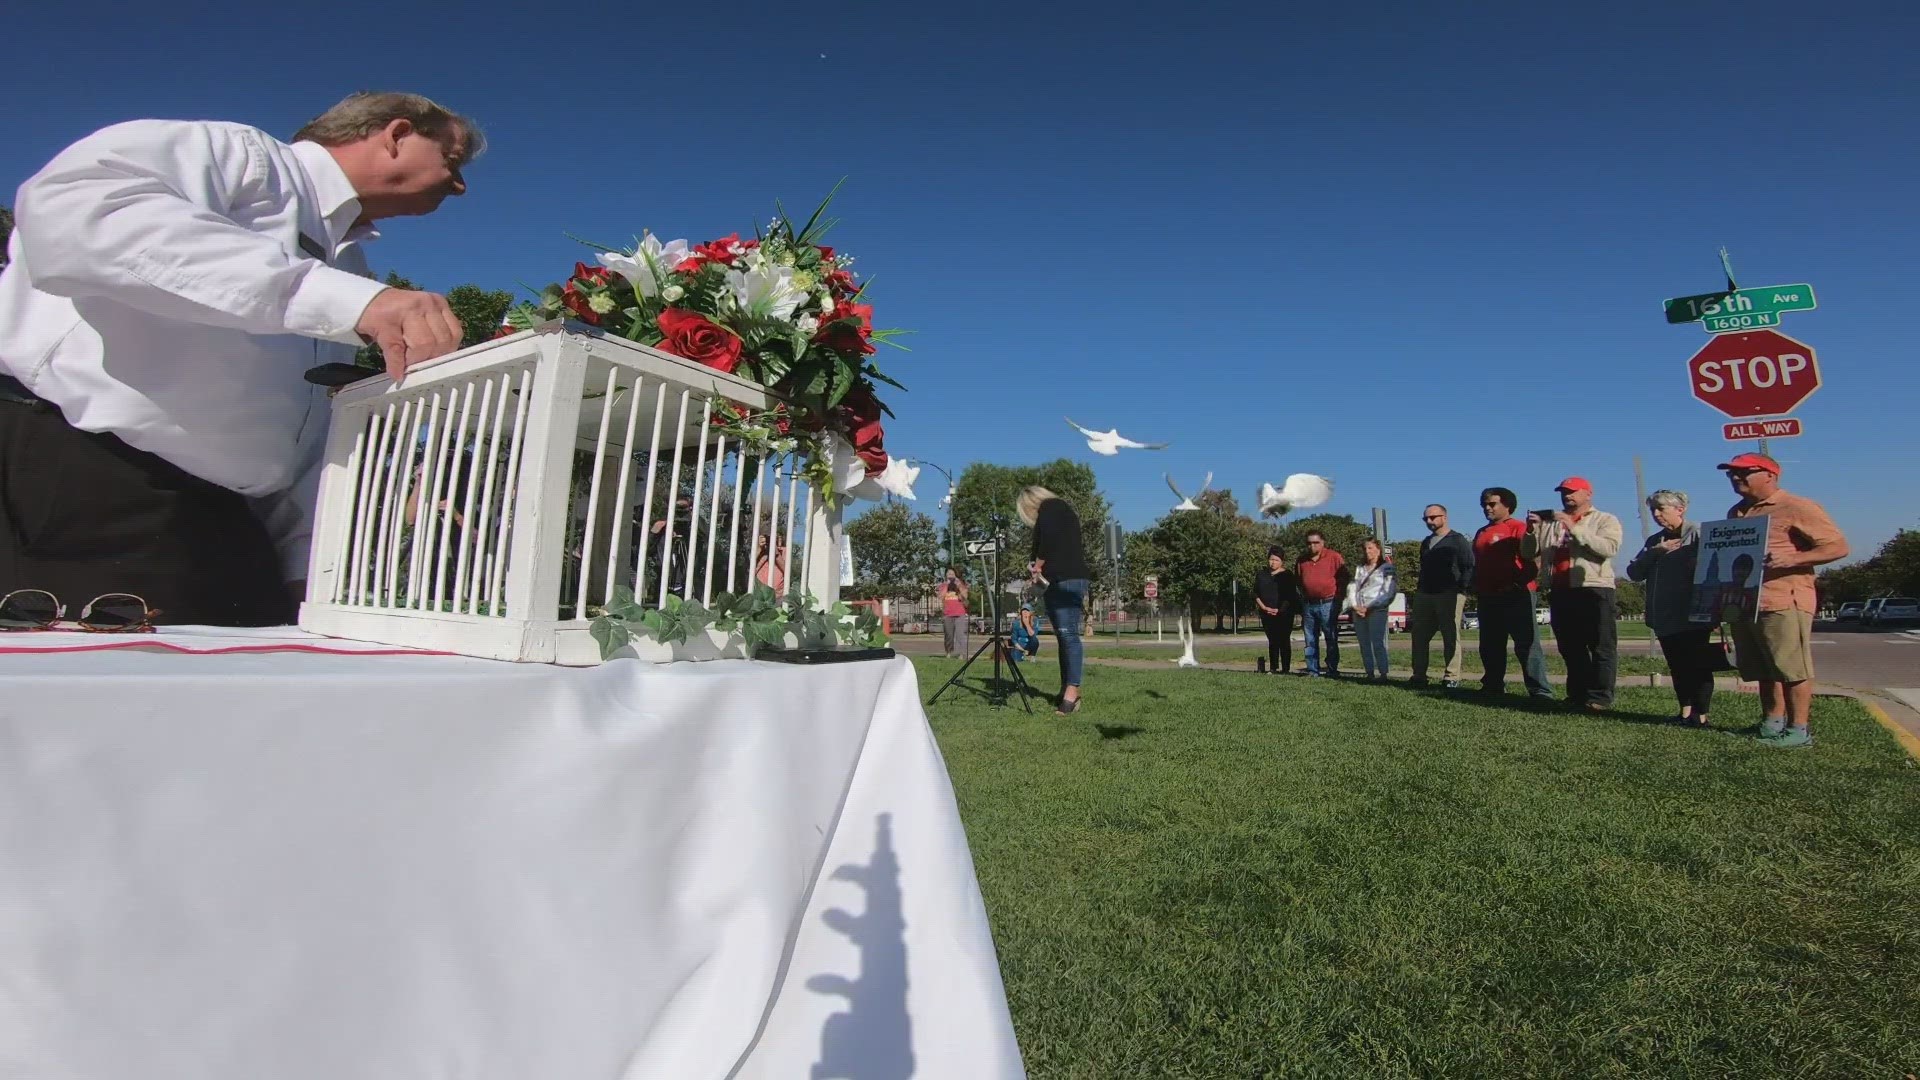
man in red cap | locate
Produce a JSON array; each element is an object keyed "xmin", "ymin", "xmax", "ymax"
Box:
[
  {"xmin": 1523, "ymin": 477, "xmax": 1624, "ymax": 711},
  {"xmin": 1720, "ymin": 452, "xmax": 1848, "ymax": 748}
]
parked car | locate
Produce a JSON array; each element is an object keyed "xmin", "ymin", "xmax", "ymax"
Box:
[
  {"xmin": 1861, "ymin": 597, "xmax": 1890, "ymax": 625},
  {"xmin": 1864, "ymin": 597, "xmax": 1920, "ymax": 628},
  {"xmin": 1461, "ymin": 609, "xmax": 1480, "ymax": 631},
  {"xmin": 1834, "ymin": 601, "xmax": 1866, "ymax": 621},
  {"xmin": 1535, "ymin": 604, "xmax": 1553, "ymax": 625}
]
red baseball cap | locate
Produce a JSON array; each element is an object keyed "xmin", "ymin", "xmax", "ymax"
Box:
[
  {"xmin": 1554, "ymin": 477, "xmax": 1592, "ymax": 494},
  {"xmin": 1717, "ymin": 452, "xmax": 1781, "ymax": 475}
]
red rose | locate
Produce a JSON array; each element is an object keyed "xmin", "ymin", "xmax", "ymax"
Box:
[
  {"xmin": 838, "ymin": 385, "xmax": 887, "ymax": 475},
  {"xmin": 560, "ymin": 282, "xmax": 600, "ymax": 326},
  {"xmin": 657, "ymin": 308, "xmax": 743, "ymax": 374},
  {"xmin": 683, "ymin": 234, "xmax": 749, "ymax": 271},
  {"xmin": 813, "ymin": 322, "xmax": 876, "ymax": 356}
]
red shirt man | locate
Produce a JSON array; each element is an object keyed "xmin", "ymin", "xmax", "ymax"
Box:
[
  {"xmin": 1473, "ymin": 517, "xmax": 1534, "ymax": 594},
  {"xmin": 1296, "ymin": 540, "xmax": 1347, "ymax": 602}
]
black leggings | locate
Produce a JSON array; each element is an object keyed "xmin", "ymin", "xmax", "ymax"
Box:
[
  {"xmin": 1259, "ymin": 609, "xmax": 1293, "ymax": 672},
  {"xmin": 1658, "ymin": 627, "xmax": 1718, "ymax": 718}
]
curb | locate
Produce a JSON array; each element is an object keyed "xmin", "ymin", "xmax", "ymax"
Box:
[{"xmin": 1861, "ymin": 700, "xmax": 1920, "ymax": 764}]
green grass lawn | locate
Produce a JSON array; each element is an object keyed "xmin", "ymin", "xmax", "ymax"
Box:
[
  {"xmin": 920, "ymin": 660, "xmax": 1920, "ymax": 1078},
  {"xmin": 1081, "ymin": 642, "xmax": 1672, "ymax": 679}
]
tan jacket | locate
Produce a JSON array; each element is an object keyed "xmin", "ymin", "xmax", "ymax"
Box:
[{"xmin": 1521, "ymin": 510, "xmax": 1624, "ymax": 590}]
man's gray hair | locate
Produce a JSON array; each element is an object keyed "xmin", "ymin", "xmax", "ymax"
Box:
[
  {"xmin": 1647, "ymin": 489, "xmax": 1688, "ymax": 511},
  {"xmin": 294, "ymin": 91, "xmax": 485, "ymax": 165}
]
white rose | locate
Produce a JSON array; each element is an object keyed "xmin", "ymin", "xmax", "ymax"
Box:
[
  {"xmin": 796, "ymin": 315, "xmax": 819, "ymax": 334},
  {"xmin": 820, "ymin": 293, "xmax": 836, "ymax": 313},
  {"xmin": 663, "ymin": 285, "xmax": 685, "ymax": 302}
]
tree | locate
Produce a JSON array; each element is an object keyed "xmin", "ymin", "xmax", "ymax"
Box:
[
  {"xmin": 1273, "ymin": 513, "xmax": 1371, "ymax": 566},
  {"xmin": 1136, "ymin": 489, "xmax": 1280, "ymax": 629},
  {"xmin": 447, "ymin": 283, "xmax": 515, "ymax": 349},
  {"xmin": 844, "ymin": 501, "xmax": 942, "ymax": 602},
  {"xmin": 1389, "ymin": 539, "xmax": 1423, "ymax": 596},
  {"xmin": 1818, "ymin": 526, "xmax": 1920, "ymax": 606},
  {"xmin": 950, "ymin": 459, "xmax": 1112, "ymax": 598}
]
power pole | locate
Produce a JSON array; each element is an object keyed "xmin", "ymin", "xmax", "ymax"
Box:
[{"xmin": 1632, "ymin": 456, "xmax": 1650, "ymax": 541}]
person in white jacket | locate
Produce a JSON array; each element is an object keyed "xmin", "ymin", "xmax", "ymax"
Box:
[
  {"xmin": 1347, "ymin": 536, "xmax": 1398, "ymax": 681},
  {"xmin": 0, "ymin": 92, "xmax": 478, "ymax": 626}
]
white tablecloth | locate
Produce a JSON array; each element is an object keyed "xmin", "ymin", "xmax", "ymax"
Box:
[{"xmin": 0, "ymin": 632, "xmax": 1023, "ymax": 1079}]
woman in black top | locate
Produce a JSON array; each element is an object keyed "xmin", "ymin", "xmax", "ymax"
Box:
[
  {"xmin": 1018, "ymin": 485, "xmax": 1090, "ymax": 715},
  {"xmin": 1252, "ymin": 545, "xmax": 1300, "ymax": 674}
]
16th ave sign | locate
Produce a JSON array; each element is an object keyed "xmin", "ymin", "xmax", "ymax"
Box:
[{"xmin": 1687, "ymin": 329, "xmax": 1821, "ymax": 419}]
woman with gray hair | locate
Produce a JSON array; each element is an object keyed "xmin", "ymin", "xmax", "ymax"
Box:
[
  {"xmin": 1627, "ymin": 489, "xmax": 1713, "ymax": 726},
  {"xmin": 1019, "ymin": 485, "xmax": 1090, "ymax": 714}
]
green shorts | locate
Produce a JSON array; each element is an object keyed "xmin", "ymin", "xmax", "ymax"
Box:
[{"xmin": 1730, "ymin": 609, "xmax": 1814, "ymax": 683}]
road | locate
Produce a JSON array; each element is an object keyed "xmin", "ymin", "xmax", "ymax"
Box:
[{"xmin": 1807, "ymin": 622, "xmax": 1920, "ymax": 740}]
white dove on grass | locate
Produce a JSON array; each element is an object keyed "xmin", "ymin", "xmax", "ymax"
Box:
[
  {"xmin": 1165, "ymin": 471, "xmax": 1213, "ymax": 512},
  {"xmin": 1257, "ymin": 474, "xmax": 1335, "ymax": 517},
  {"xmin": 1065, "ymin": 417, "xmax": 1168, "ymax": 456}
]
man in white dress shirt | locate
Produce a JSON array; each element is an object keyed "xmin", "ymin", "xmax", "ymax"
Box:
[{"xmin": 0, "ymin": 92, "xmax": 479, "ymax": 626}]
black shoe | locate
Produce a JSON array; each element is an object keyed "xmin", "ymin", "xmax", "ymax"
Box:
[{"xmin": 1408, "ymin": 676, "xmax": 1430, "ymax": 688}]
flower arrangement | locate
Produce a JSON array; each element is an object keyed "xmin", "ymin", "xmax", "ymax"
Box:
[{"xmin": 501, "ymin": 186, "xmax": 915, "ymax": 501}]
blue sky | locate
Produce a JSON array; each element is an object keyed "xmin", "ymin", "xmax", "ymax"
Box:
[{"xmin": 4, "ymin": 4, "xmax": 1916, "ymax": 558}]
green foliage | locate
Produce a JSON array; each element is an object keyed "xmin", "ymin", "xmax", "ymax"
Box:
[
  {"xmin": 844, "ymin": 501, "xmax": 942, "ymax": 601},
  {"xmin": 353, "ymin": 275, "xmax": 515, "ymax": 371},
  {"xmin": 1614, "ymin": 579, "xmax": 1647, "ymax": 618},
  {"xmin": 1390, "ymin": 539, "xmax": 1424, "ymax": 594},
  {"xmin": 1272, "ymin": 512, "xmax": 1372, "ymax": 566},
  {"xmin": 950, "ymin": 459, "xmax": 1112, "ymax": 597},
  {"xmin": 1818, "ymin": 526, "xmax": 1920, "ymax": 604},
  {"xmin": 587, "ymin": 582, "xmax": 889, "ymax": 659},
  {"xmin": 1134, "ymin": 490, "xmax": 1282, "ymax": 622},
  {"xmin": 446, "ymin": 283, "xmax": 516, "ymax": 349},
  {"xmin": 0, "ymin": 206, "xmax": 12, "ymax": 267}
]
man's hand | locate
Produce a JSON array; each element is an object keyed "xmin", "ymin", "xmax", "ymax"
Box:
[
  {"xmin": 1355, "ymin": 606, "xmax": 1369, "ymax": 618},
  {"xmin": 356, "ymin": 288, "xmax": 465, "ymax": 380}
]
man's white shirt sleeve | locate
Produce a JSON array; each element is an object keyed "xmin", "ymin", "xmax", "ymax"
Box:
[{"xmin": 15, "ymin": 120, "xmax": 385, "ymax": 343}]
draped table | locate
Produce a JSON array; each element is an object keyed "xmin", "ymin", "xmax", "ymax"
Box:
[{"xmin": 0, "ymin": 629, "xmax": 1023, "ymax": 1079}]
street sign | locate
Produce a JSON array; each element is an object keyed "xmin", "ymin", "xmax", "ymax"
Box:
[
  {"xmin": 963, "ymin": 539, "xmax": 998, "ymax": 556},
  {"xmin": 1144, "ymin": 576, "xmax": 1159, "ymax": 600},
  {"xmin": 1687, "ymin": 329, "xmax": 1821, "ymax": 419},
  {"xmin": 1664, "ymin": 284, "xmax": 1816, "ymax": 332},
  {"xmin": 1724, "ymin": 417, "xmax": 1803, "ymax": 441}
]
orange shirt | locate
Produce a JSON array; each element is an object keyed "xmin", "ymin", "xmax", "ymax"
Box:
[{"xmin": 1727, "ymin": 489, "xmax": 1846, "ymax": 613}]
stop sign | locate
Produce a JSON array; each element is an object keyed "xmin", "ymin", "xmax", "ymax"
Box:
[{"xmin": 1687, "ymin": 329, "xmax": 1821, "ymax": 418}]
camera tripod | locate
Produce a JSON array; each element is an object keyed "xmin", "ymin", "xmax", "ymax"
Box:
[{"xmin": 927, "ymin": 533, "xmax": 1044, "ymax": 712}]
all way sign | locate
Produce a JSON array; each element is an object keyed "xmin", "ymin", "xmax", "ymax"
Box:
[{"xmin": 1724, "ymin": 417, "xmax": 1803, "ymax": 441}]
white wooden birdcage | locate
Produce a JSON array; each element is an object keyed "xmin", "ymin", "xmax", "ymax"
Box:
[{"xmin": 300, "ymin": 323, "xmax": 842, "ymax": 664}]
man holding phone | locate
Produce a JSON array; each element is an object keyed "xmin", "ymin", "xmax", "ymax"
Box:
[{"xmin": 1522, "ymin": 477, "xmax": 1624, "ymax": 711}]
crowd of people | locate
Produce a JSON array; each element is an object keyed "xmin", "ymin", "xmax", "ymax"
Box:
[{"xmin": 923, "ymin": 456, "xmax": 1849, "ymax": 747}]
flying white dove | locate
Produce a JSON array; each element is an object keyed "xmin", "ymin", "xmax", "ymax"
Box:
[
  {"xmin": 1258, "ymin": 474, "xmax": 1335, "ymax": 517},
  {"xmin": 1173, "ymin": 613, "xmax": 1199, "ymax": 667},
  {"xmin": 1065, "ymin": 417, "xmax": 1168, "ymax": 456},
  {"xmin": 1164, "ymin": 471, "xmax": 1213, "ymax": 512}
]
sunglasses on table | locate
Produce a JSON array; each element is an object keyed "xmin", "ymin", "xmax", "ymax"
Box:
[{"xmin": 0, "ymin": 590, "xmax": 161, "ymax": 633}]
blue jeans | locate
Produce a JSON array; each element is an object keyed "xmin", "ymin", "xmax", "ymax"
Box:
[
  {"xmin": 1302, "ymin": 600, "xmax": 1339, "ymax": 675},
  {"xmin": 1355, "ymin": 608, "xmax": 1390, "ymax": 676},
  {"xmin": 1044, "ymin": 578, "xmax": 1088, "ymax": 689}
]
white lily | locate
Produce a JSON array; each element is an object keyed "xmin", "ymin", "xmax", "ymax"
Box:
[
  {"xmin": 597, "ymin": 231, "xmax": 693, "ymax": 298},
  {"xmin": 725, "ymin": 262, "xmax": 806, "ymax": 321},
  {"xmin": 848, "ymin": 454, "xmax": 918, "ymax": 501},
  {"xmin": 820, "ymin": 433, "xmax": 870, "ymax": 495}
]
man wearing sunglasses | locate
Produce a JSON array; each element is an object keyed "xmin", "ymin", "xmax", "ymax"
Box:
[
  {"xmin": 0, "ymin": 92, "xmax": 479, "ymax": 626},
  {"xmin": 1719, "ymin": 453, "xmax": 1848, "ymax": 748}
]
